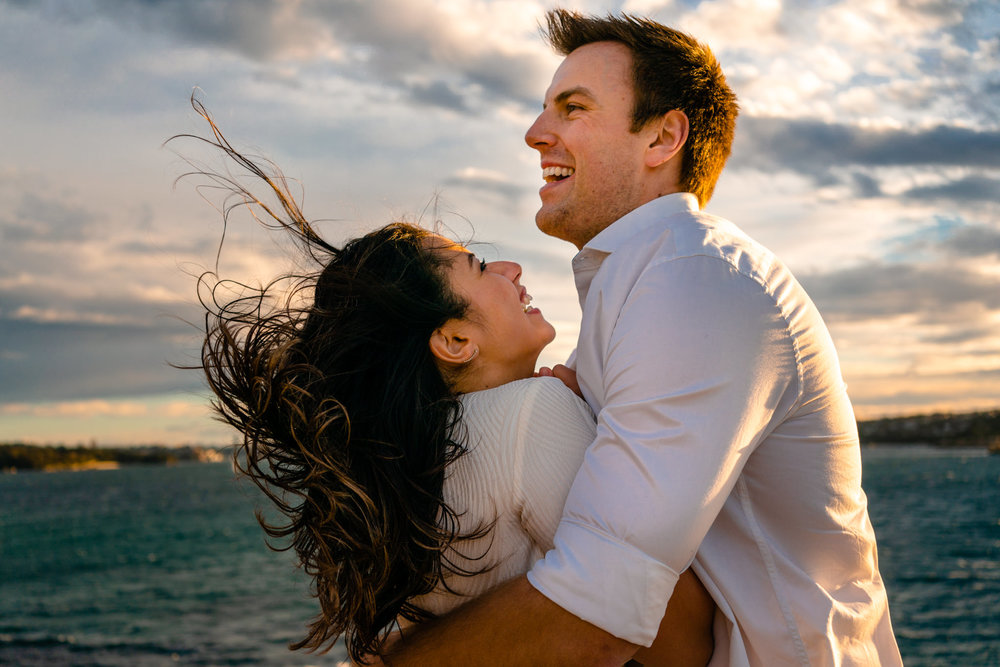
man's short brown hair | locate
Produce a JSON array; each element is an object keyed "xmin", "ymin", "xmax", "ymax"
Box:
[{"xmin": 543, "ymin": 10, "xmax": 739, "ymax": 207}]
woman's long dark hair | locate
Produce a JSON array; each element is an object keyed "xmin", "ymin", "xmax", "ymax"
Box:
[{"xmin": 173, "ymin": 99, "xmax": 481, "ymax": 661}]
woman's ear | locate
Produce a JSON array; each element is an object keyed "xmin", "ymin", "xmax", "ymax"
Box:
[
  {"xmin": 429, "ymin": 323, "xmax": 478, "ymax": 365},
  {"xmin": 645, "ymin": 109, "xmax": 689, "ymax": 168}
]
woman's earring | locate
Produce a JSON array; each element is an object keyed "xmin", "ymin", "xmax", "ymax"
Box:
[{"xmin": 462, "ymin": 347, "xmax": 479, "ymax": 364}]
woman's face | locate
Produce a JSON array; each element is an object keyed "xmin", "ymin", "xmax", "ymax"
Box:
[{"xmin": 431, "ymin": 235, "xmax": 556, "ymax": 376}]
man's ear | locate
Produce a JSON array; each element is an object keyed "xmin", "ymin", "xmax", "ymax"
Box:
[
  {"xmin": 645, "ymin": 109, "xmax": 689, "ymax": 168},
  {"xmin": 429, "ymin": 323, "xmax": 478, "ymax": 365}
]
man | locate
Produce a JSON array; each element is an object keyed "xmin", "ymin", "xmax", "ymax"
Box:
[{"xmin": 380, "ymin": 10, "xmax": 901, "ymax": 665}]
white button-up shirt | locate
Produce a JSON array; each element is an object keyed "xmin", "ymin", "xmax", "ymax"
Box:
[{"xmin": 527, "ymin": 194, "xmax": 901, "ymax": 666}]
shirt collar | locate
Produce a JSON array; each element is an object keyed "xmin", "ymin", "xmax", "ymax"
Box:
[
  {"xmin": 583, "ymin": 193, "xmax": 700, "ymax": 255},
  {"xmin": 570, "ymin": 193, "xmax": 700, "ymax": 306}
]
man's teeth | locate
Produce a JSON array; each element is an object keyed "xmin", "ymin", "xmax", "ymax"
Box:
[
  {"xmin": 542, "ymin": 166, "xmax": 574, "ymax": 181},
  {"xmin": 522, "ymin": 294, "xmax": 533, "ymax": 312}
]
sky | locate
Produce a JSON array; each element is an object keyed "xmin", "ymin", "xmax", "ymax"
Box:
[{"xmin": 0, "ymin": 0, "xmax": 998, "ymax": 446}]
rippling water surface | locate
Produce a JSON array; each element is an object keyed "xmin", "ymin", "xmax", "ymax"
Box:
[
  {"xmin": 0, "ymin": 463, "xmax": 326, "ymax": 665},
  {"xmin": 861, "ymin": 446, "xmax": 999, "ymax": 665},
  {"xmin": 1, "ymin": 447, "xmax": 997, "ymax": 666}
]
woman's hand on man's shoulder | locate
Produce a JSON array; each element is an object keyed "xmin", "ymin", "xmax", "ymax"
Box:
[{"xmin": 534, "ymin": 364, "xmax": 581, "ymax": 398}]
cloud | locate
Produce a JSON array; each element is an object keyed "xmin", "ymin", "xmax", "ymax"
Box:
[
  {"xmin": 408, "ymin": 80, "xmax": 469, "ymax": 113},
  {"xmin": 733, "ymin": 118, "xmax": 1000, "ymax": 173},
  {"xmin": 6, "ymin": 306, "xmax": 149, "ymax": 327},
  {"xmin": 0, "ymin": 399, "xmax": 148, "ymax": 418},
  {"xmin": 161, "ymin": 400, "xmax": 213, "ymax": 419},
  {"xmin": 727, "ymin": 118, "xmax": 1000, "ymax": 207},
  {"xmin": 0, "ymin": 261, "xmax": 204, "ymax": 331},
  {"xmin": 35, "ymin": 0, "xmax": 330, "ymax": 62},
  {"xmin": 903, "ymin": 175, "xmax": 1000, "ymax": 203},
  {"xmin": 115, "ymin": 238, "xmax": 214, "ymax": 256},
  {"xmin": 0, "ymin": 171, "xmax": 233, "ymax": 338},
  {"xmin": 846, "ymin": 362, "xmax": 1000, "ymax": 414},
  {"xmin": 921, "ymin": 325, "xmax": 1000, "ymax": 345},
  {"xmin": 649, "ymin": 0, "xmax": 1000, "ymax": 129},
  {"xmin": 442, "ymin": 167, "xmax": 528, "ymax": 202},
  {"xmin": 308, "ymin": 0, "xmax": 549, "ymax": 107},
  {"xmin": 7, "ymin": 0, "xmax": 551, "ymax": 114},
  {"xmin": 0, "ymin": 319, "xmax": 203, "ymax": 403},
  {"xmin": 0, "ymin": 192, "xmax": 96, "ymax": 243},
  {"xmin": 800, "ymin": 260, "xmax": 1000, "ymax": 323},
  {"xmin": 890, "ymin": 218, "xmax": 1000, "ymax": 260},
  {"xmin": 851, "ymin": 172, "xmax": 884, "ymax": 198},
  {"xmin": 938, "ymin": 225, "xmax": 1000, "ymax": 258}
]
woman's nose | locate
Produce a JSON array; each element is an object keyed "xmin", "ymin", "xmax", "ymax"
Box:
[{"xmin": 486, "ymin": 260, "xmax": 522, "ymax": 283}]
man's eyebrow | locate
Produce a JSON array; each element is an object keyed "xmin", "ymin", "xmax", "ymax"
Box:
[{"xmin": 543, "ymin": 86, "xmax": 594, "ymax": 109}]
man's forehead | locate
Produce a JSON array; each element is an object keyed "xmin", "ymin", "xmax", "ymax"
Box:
[{"xmin": 542, "ymin": 41, "xmax": 633, "ymax": 104}]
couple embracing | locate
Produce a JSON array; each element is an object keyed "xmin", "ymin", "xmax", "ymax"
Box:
[{"xmin": 196, "ymin": 10, "xmax": 902, "ymax": 667}]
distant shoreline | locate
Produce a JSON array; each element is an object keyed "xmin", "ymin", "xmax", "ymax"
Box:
[
  {"xmin": 43, "ymin": 460, "xmax": 121, "ymax": 472},
  {"xmin": 856, "ymin": 409, "xmax": 1000, "ymax": 452},
  {"xmin": 0, "ymin": 444, "xmax": 227, "ymax": 474},
  {"xmin": 3, "ymin": 409, "xmax": 999, "ymax": 473}
]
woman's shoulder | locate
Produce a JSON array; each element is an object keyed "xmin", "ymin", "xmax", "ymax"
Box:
[
  {"xmin": 460, "ymin": 376, "xmax": 589, "ymax": 416},
  {"xmin": 459, "ymin": 377, "xmax": 594, "ymax": 454}
]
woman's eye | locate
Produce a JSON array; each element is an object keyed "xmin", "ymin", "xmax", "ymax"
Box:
[{"xmin": 479, "ymin": 258, "xmax": 488, "ymax": 272}]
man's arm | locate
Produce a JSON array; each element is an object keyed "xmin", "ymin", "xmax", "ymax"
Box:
[
  {"xmin": 530, "ymin": 254, "xmax": 797, "ymax": 644},
  {"xmin": 375, "ymin": 576, "xmax": 637, "ymax": 667}
]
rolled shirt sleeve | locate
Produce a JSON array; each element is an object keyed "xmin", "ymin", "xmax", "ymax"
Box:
[{"xmin": 528, "ymin": 252, "xmax": 799, "ymax": 646}]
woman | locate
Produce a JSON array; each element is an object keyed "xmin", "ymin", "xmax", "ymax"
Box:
[{"xmin": 183, "ymin": 102, "xmax": 714, "ymax": 665}]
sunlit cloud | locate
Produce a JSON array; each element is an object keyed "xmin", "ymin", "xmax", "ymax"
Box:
[
  {"xmin": 7, "ymin": 306, "xmax": 146, "ymax": 327},
  {"xmin": 0, "ymin": 400, "xmax": 148, "ymax": 419}
]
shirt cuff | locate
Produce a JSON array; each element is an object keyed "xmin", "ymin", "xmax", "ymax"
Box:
[{"xmin": 526, "ymin": 519, "xmax": 679, "ymax": 646}]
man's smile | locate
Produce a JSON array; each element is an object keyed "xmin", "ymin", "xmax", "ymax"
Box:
[
  {"xmin": 542, "ymin": 166, "xmax": 575, "ymax": 182},
  {"xmin": 540, "ymin": 165, "xmax": 575, "ymax": 197}
]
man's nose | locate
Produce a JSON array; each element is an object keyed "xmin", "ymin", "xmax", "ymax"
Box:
[{"xmin": 525, "ymin": 111, "xmax": 553, "ymax": 149}]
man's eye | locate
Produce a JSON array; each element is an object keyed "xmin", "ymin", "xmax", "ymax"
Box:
[{"xmin": 566, "ymin": 103, "xmax": 583, "ymax": 113}]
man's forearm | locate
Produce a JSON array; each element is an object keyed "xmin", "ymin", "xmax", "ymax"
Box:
[{"xmin": 377, "ymin": 575, "xmax": 638, "ymax": 666}]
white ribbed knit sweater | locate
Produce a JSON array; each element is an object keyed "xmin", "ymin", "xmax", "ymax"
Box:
[{"xmin": 409, "ymin": 376, "xmax": 596, "ymax": 616}]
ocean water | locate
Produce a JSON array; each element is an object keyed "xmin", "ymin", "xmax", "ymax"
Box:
[
  {"xmin": 1, "ymin": 447, "xmax": 997, "ymax": 666},
  {"xmin": 0, "ymin": 463, "xmax": 325, "ymax": 666},
  {"xmin": 861, "ymin": 446, "xmax": 999, "ymax": 665}
]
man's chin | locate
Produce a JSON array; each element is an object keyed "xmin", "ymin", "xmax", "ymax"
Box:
[{"xmin": 535, "ymin": 209, "xmax": 573, "ymax": 243}]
